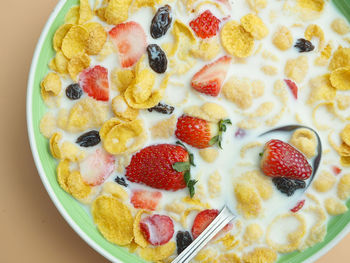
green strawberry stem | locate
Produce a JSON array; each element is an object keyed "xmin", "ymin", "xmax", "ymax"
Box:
[
  {"xmin": 209, "ymin": 119, "xmax": 232, "ymax": 149},
  {"xmin": 173, "ymin": 141, "xmax": 197, "ymax": 198}
]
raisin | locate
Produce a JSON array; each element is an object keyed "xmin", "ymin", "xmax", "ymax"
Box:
[
  {"xmin": 176, "ymin": 231, "xmax": 193, "ymax": 255},
  {"xmin": 66, "ymin": 83, "xmax": 83, "ymax": 100},
  {"xmin": 272, "ymin": 177, "xmax": 306, "ymax": 196},
  {"xmin": 150, "ymin": 5, "xmax": 172, "ymax": 39},
  {"xmin": 115, "ymin": 176, "xmax": 128, "ymax": 187},
  {"xmin": 148, "ymin": 102, "xmax": 174, "ymax": 114},
  {"xmin": 76, "ymin": 130, "xmax": 101, "ymax": 147},
  {"xmin": 294, "ymin": 38, "xmax": 315, "ymax": 53},
  {"xmin": 147, "ymin": 44, "xmax": 168, "ymax": 73}
]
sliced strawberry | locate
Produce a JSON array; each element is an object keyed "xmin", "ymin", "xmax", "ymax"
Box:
[
  {"xmin": 291, "ymin": 200, "xmax": 305, "ymax": 213},
  {"xmin": 140, "ymin": 214, "xmax": 174, "ymax": 246},
  {"xmin": 175, "ymin": 115, "xmax": 211, "ymax": 149},
  {"xmin": 79, "ymin": 65, "xmax": 109, "ymax": 101},
  {"xmin": 130, "ymin": 190, "xmax": 162, "ymax": 211},
  {"xmin": 189, "ymin": 10, "xmax": 220, "ymax": 39},
  {"xmin": 260, "ymin": 139, "xmax": 312, "ymax": 180},
  {"xmin": 284, "ymin": 79, "xmax": 298, "ymax": 99},
  {"xmin": 191, "ymin": 56, "xmax": 232, "ymax": 97},
  {"xmin": 109, "ymin": 21, "xmax": 147, "ymax": 68},
  {"xmin": 332, "ymin": 165, "xmax": 342, "ymax": 175},
  {"xmin": 79, "ymin": 149, "xmax": 115, "ymax": 186}
]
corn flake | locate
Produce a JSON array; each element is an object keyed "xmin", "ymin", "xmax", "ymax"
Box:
[
  {"xmin": 341, "ymin": 124, "xmax": 350, "ymax": 146},
  {"xmin": 341, "ymin": 156, "xmax": 350, "ymax": 167},
  {"xmin": 289, "ymin": 128, "xmax": 317, "ymax": 158},
  {"xmin": 336, "ymin": 95, "xmax": 350, "ymax": 110},
  {"xmin": 103, "ymin": 0, "xmax": 132, "ymax": 25},
  {"xmin": 241, "ymin": 170, "xmax": 273, "ymax": 200},
  {"xmin": 243, "ymin": 224, "xmax": 263, "ymax": 244},
  {"xmin": 234, "ymin": 182, "xmax": 262, "ymax": 219},
  {"xmin": 324, "ymin": 197, "xmax": 348, "ymax": 215},
  {"xmin": 41, "ymin": 72, "xmax": 61, "ymax": 97},
  {"xmin": 133, "ymin": 210, "xmax": 150, "ymax": 248},
  {"xmin": 171, "ymin": 20, "xmax": 196, "ymax": 57},
  {"xmin": 65, "ymin": 6, "xmax": 79, "ymax": 24},
  {"xmin": 67, "ymin": 170, "xmax": 92, "ymax": 200},
  {"xmin": 338, "ymin": 174, "xmax": 350, "ymax": 200},
  {"xmin": 102, "ymin": 181, "xmax": 129, "ymax": 201},
  {"xmin": 50, "ymin": 132, "xmax": 62, "ymax": 159},
  {"xmin": 57, "ymin": 159, "xmax": 71, "ymax": 193},
  {"xmin": 61, "ymin": 25, "xmax": 89, "ymax": 59},
  {"xmin": 150, "ymin": 115, "xmax": 176, "ymax": 139},
  {"xmin": 112, "ymin": 95, "xmax": 139, "ymax": 121},
  {"xmin": 308, "ymin": 74, "xmax": 336, "ymax": 104},
  {"xmin": 67, "ymin": 52, "xmax": 91, "ymax": 81},
  {"xmin": 97, "ymin": 40, "xmax": 117, "ymax": 61},
  {"xmin": 221, "ymin": 21, "xmax": 255, "ymax": 58},
  {"xmin": 297, "ymin": 0, "xmax": 325, "ymax": 12},
  {"xmin": 285, "ymin": 56, "xmax": 309, "ymax": 83},
  {"xmin": 60, "ymin": 141, "xmax": 85, "ymax": 161},
  {"xmin": 313, "ymin": 171, "xmax": 336, "ymax": 192},
  {"xmin": 103, "ymin": 119, "xmax": 146, "ymax": 155},
  {"xmin": 79, "ymin": 0, "xmax": 93, "ymax": 24},
  {"xmin": 137, "ymin": 242, "xmax": 176, "ymax": 261},
  {"xmin": 251, "ymin": 79, "xmax": 265, "ymax": 98},
  {"xmin": 261, "ymin": 65, "xmax": 278, "ymax": 76},
  {"xmin": 329, "ymin": 46, "xmax": 350, "ymax": 71},
  {"xmin": 53, "ymin": 24, "xmax": 73, "ymax": 51},
  {"xmin": 199, "ymin": 148, "xmax": 219, "ymax": 163},
  {"xmin": 331, "ymin": 18, "xmax": 350, "ymax": 35},
  {"xmin": 92, "ymin": 195, "xmax": 133, "ymax": 245},
  {"xmin": 246, "ymin": 0, "xmax": 267, "ymax": 13},
  {"xmin": 330, "ymin": 66, "xmax": 350, "ymax": 91},
  {"xmin": 40, "ymin": 112, "xmax": 57, "ymax": 138},
  {"xmin": 190, "ymin": 38, "xmax": 221, "ymax": 61},
  {"xmin": 54, "ymin": 51, "xmax": 69, "ymax": 74},
  {"xmin": 315, "ymin": 42, "xmax": 333, "ymax": 66},
  {"xmin": 99, "ymin": 118, "xmax": 122, "ymax": 140},
  {"xmin": 84, "ymin": 22, "xmax": 107, "ymax": 55},
  {"xmin": 242, "ymin": 247, "xmax": 277, "ymax": 263},
  {"xmin": 222, "ymin": 76, "xmax": 253, "ymax": 109},
  {"xmin": 184, "ymin": 102, "xmax": 228, "ymax": 122},
  {"xmin": 208, "ymin": 171, "xmax": 221, "ymax": 198},
  {"xmin": 272, "ymin": 26, "xmax": 293, "ymax": 51},
  {"xmin": 111, "ymin": 68, "xmax": 135, "ymax": 93},
  {"xmin": 218, "ymin": 253, "xmax": 241, "ymax": 263},
  {"xmin": 241, "ymin": 14, "xmax": 268, "ymax": 40}
]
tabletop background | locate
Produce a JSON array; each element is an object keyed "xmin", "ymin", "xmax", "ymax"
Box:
[{"xmin": 0, "ymin": 0, "xmax": 349, "ymax": 262}]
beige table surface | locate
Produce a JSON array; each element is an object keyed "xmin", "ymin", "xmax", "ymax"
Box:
[{"xmin": 0, "ymin": 0, "xmax": 349, "ymax": 262}]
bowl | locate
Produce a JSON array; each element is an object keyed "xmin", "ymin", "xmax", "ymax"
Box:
[{"xmin": 27, "ymin": 0, "xmax": 350, "ymax": 262}]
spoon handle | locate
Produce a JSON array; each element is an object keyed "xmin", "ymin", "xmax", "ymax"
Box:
[{"xmin": 172, "ymin": 206, "xmax": 236, "ymax": 263}]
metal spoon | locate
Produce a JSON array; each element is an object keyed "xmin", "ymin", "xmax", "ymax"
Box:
[{"xmin": 172, "ymin": 125, "xmax": 322, "ymax": 263}]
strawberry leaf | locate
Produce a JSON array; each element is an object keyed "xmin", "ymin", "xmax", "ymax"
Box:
[
  {"xmin": 187, "ymin": 179, "xmax": 197, "ymax": 198},
  {"xmin": 209, "ymin": 119, "xmax": 232, "ymax": 149},
  {"xmin": 173, "ymin": 162, "xmax": 191, "ymax": 172}
]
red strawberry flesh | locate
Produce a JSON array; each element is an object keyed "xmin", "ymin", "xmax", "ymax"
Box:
[
  {"xmin": 175, "ymin": 115, "xmax": 211, "ymax": 149},
  {"xmin": 260, "ymin": 139, "xmax": 312, "ymax": 180},
  {"xmin": 130, "ymin": 189, "xmax": 162, "ymax": 211},
  {"xmin": 79, "ymin": 65, "xmax": 109, "ymax": 101},
  {"xmin": 191, "ymin": 56, "xmax": 232, "ymax": 97},
  {"xmin": 189, "ymin": 10, "xmax": 220, "ymax": 39},
  {"xmin": 79, "ymin": 149, "xmax": 115, "ymax": 186},
  {"xmin": 109, "ymin": 21, "xmax": 147, "ymax": 68},
  {"xmin": 125, "ymin": 144, "xmax": 188, "ymax": 191},
  {"xmin": 140, "ymin": 214, "xmax": 174, "ymax": 246},
  {"xmin": 290, "ymin": 200, "xmax": 305, "ymax": 213}
]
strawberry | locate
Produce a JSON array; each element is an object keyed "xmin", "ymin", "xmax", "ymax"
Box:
[
  {"xmin": 284, "ymin": 79, "xmax": 298, "ymax": 99},
  {"xmin": 191, "ymin": 209, "xmax": 232, "ymax": 239},
  {"xmin": 189, "ymin": 10, "xmax": 220, "ymax": 39},
  {"xmin": 191, "ymin": 56, "xmax": 232, "ymax": 96},
  {"xmin": 175, "ymin": 116, "xmax": 231, "ymax": 149},
  {"xmin": 130, "ymin": 189, "xmax": 162, "ymax": 211},
  {"xmin": 125, "ymin": 143, "xmax": 197, "ymax": 197},
  {"xmin": 260, "ymin": 139, "xmax": 312, "ymax": 180},
  {"xmin": 109, "ymin": 21, "xmax": 147, "ymax": 68},
  {"xmin": 332, "ymin": 165, "xmax": 342, "ymax": 175},
  {"xmin": 79, "ymin": 149, "xmax": 115, "ymax": 186},
  {"xmin": 79, "ymin": 65, "xmax": 109, "ymax": 101},
  {"xmin": 290, "ymin": 200, "xmax": 305, "ymax": 213},
  {"xmin": 140, "ymin": 214, "xmax": 174, "ymax": 246}
]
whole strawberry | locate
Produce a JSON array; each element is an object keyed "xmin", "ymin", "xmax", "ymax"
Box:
[
  {"xmin": 125, "ymin": 143, "xmax": 197, "ymax": 196},
  {"xmin": 260, "ymin": 139, "xmax": 312, "ymax": 180},
  {"xmin": 189, "ymin": 10, "xmax": 220, "ymax": 39}
]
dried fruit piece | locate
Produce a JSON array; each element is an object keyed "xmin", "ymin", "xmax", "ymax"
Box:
[
  {"xmin": 176, "ymin": 231, "xmax": 193, "ymax": 255},
  {"xmin": 272, "ymin": 177, "xmax": 306, "ymax": 196},
  {"xmin": 140, "ymin": 214, "xmax": 174, "ymax": 246},
  {"xmin": 151, "ymin": 5, "xmax": 172, "ymax": 39},
  {"xmin": 147, "ymin": 44, "xmax": 167, "ymax": 73},
  {"xmin": 295, "ymin": 38, "xmax": 315, "ymax": 53},
  {"xmin": 115, "ymin": 176, "xmax": 128, "ymax": 187},
  {"xmin": 65, "ymin": 83, "xmax": 83, "ymax": 100},
  {"xmin": 284, "ymin": 79, "xmax": 298, "ymax": 99},
  {"xmin": 131, "ymin": 189, "xmax": 162, "ymax": 210},
  {"xmin": 291, "ymin": 200, "xmax": 305, "ymax": 213},
  {"xmin": 76, "ymin": 130, "xmax": 101, "ymax": 147},
  {"xmin": 79, "ymin": 65, "xmax": 109, "ymax": 101},
  {"xmin": 109, "ymin": 21, "xmax": 147, "ymax": 68},
  {"xmin": 189, "ymin": 10, "xmax": 220, "ymax": 39},
  {"xmin": 147, "ymin": 102, "xmax": 174, "ymax": 114}
]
